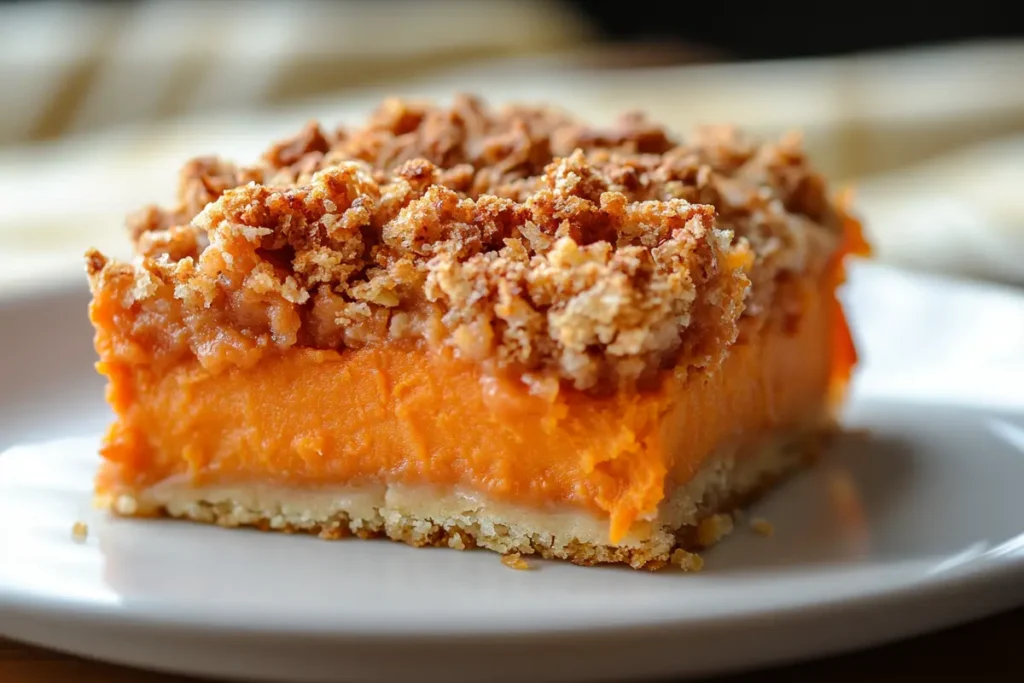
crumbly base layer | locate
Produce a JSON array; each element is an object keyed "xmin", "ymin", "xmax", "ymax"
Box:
[{"xmin": 98, "ymin": 430, "xmax": 829, "ymax": 570}]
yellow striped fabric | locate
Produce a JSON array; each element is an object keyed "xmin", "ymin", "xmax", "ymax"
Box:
[
  {"xmin": 0, "ymin": 0, "xmax": 588, "ymax": 146},
  {"xmin": 0, "ymin": 1, "xmax": 1022, "ymax": 289}
]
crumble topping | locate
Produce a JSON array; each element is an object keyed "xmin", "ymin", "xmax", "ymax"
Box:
[{"xmin": 88, "ymin": 95, "xmax": 848, "ymax": 391}]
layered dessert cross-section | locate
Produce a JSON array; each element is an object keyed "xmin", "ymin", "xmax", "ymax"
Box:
[{"xmin": 85, "ymin": 96, "xmax": 869, "ymax": 569}]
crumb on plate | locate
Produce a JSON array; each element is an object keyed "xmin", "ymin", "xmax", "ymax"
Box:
[
  {"xmin": 501, "ymin": 552, "xmax": 531, "ymax": 570},
  {"xmin": 696, "ymin": 513, "xmax": 735, "ymax": 547},
  {"xmin": 749, "ymin": 517, "xmax": 774, "ymax": 537},
  {"xmin": 670, "ymin": 549, "xmax": 705, "ymax": 572}
]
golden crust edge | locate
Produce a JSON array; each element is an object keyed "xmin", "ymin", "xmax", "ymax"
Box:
[{"xmin": 96, "ymin": 429, "xmax": 830, "ymax": 571}]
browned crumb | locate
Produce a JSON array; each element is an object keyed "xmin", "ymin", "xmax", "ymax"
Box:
[
  {"xmin": 696, "ymin": 513, "xmax": 735, "ymax": 547},
  {"xmin": 87, "ymin": 95, "xmax": 848, "ymax": 392},
  {"xmin": 670, "ymin": 549, "xmax": 705, "ymax": 572},
  {"xmin": 749, "ymin": 517, "xmax": 775, "ymax": 537},
  {"xmin": 501, "ymin": 552, "xmax": 531, "ymax": 570},
  {"xmin": 71, "ymin": 521, "xmax": 89, "ymax": 542}
]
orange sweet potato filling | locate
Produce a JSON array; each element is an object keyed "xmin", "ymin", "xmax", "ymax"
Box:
[{"xmin": 93, "ymin": 269, "xmax": 847, "ymax": 542}]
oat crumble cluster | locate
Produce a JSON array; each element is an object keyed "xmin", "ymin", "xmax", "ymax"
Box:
[{"xmin": 86, "ymin": 95, "xmax": 844, "ymax": 391}]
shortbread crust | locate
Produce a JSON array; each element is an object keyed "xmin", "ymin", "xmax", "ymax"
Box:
[{"xmin": 100, "ymin": 428, "xmax": 826, "ymax": 570}]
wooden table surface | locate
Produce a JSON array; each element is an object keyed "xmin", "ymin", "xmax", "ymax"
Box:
[{"xmin": 2, "ymin": 607, "xmax": 1021, "ymax": 682}]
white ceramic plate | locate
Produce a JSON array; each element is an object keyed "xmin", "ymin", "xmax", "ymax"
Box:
[{"xmin": 1, "ymin": 262, "xmax": 1023, "ymax": 683}]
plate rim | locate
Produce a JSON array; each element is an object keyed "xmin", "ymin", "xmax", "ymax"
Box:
[{"xmin": 2, "ymin": 262, "xmax": 1024, "ymax": 678}]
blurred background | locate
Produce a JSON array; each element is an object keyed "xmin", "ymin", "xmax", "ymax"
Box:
[{"xmin": 1, "ymin": 0, "xmax": 1023, "ymax": 290}]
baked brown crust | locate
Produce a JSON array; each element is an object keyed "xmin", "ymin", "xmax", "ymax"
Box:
[
  {"xmin": 100, "ymin": 428, "xmax": 828, "ymax": 570},
  {"xmin": 87, "ymin": 95, "xmax": 844, "ymax": 392}
]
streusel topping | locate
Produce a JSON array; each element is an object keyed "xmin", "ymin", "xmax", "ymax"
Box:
[{"xmin": 87, "ymin": 95, "xmax": 847, "ymax": 391}]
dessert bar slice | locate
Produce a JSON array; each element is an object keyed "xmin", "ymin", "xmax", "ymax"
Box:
[{"xmin": 86, "ymin": 96, "xmax": 868, "ymax": 569}]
